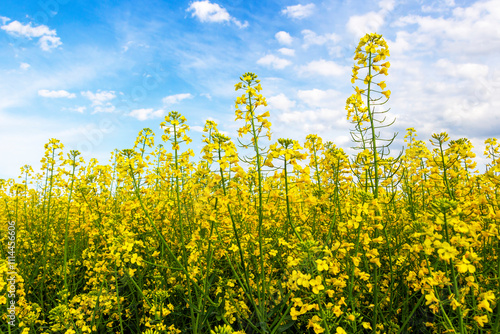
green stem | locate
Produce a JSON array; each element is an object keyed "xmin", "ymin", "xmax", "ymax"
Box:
[
  {"xmin": 41, "ymin": 147, "xmax": 56, "ymax": 313},
  {"xmin": 248, "ymin": 88, "xmax": 268, "ymax": 332},
  {"xmin": 172, "ymin": 124, "xmax": 198, "ymax": 333},
  {"xmin": 63, "ymin": 153, "xmax": 78, "ymax": 305},
  {"xmin": 366, "ymin": 52, "xmax": 379, "ymax": 199}
]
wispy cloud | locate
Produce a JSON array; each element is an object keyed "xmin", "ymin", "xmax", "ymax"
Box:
[
  {"xmin": 129, "ymin": 108, "xmax": 165, "ymax": 121},
  {"xmin": 81, "ymin": 90, "xmax": 116, "ymax": 104},
  {"xmin": 187, "ymin": 0, "xmax": 248, "ymax": 28},
  {"xmin": 62, "ymin": 106, "xmax": 87, "ymax": 113},
  {"xmin": 297, "ymin": 88, "xmax": 341, "ymax": 108},
  {"xmin": 20, "ymin": 62, "xmax": 30, "ymax": 70},
  {"xmin": 379, "ymin": 0, "xmax": 395, "ymax": 12},
  {"xmin": 278, "ymin": 48, "xmax": 295, "ymax": 56},
  {"xmin": 421, "ymin": 0, "xmax": 455, "ymax": 13},
  {"xmin": 1, "ymin": 19, "xmax": 62, "ymax": 50},
  {"xmin": 38, "ymin": 89, "xmax": 76, "ymax": 98},
  {"xmin": 281, "ymin": 4, "xmax": 316, "ymax": 19},
  {"xmin": 299, "ymin": 59, "xmax": 348, "ymax": 77},
  {"xmin": 81, "ymin": 90, "xmax": 117, "ymax": 113},
  {"xmin": 73, "ymin": 106, "xmax": 86, "ymax": 113},
  {"xmin": 346, "ymin": 0, "xmax": 395, "ymax": 37},
  {"xmin": 162, "ymin": 93, "xmax": 193, "ymax": 105},
  {"xmin": 302, "ymin": 30, "xmax": 340, "ymax": 49},
  {"xmin": 257, "ymin": 55, "xmax": 292, "ymax": 70}
]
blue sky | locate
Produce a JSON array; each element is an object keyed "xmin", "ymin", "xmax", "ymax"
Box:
[{"xmin": 1, "ymin": 0, "xmax": 499, "ymax": 179}]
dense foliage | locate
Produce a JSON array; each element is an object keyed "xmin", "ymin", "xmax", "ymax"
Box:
[{"xmin": 1, "ymin": 33, "xmax": 499, "ymax": 334}]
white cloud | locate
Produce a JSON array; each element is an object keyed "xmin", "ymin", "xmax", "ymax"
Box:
[
  {"xmin": 386, "ymin": 2, "xmax": 500, "ymax": 144},
  {"xmin": 129, "ymin": 108, "xmax": 165, "ymax": 121},
  {"xmin": 297, "ymin": 89, "xmax": 341, "ymax": 108},
  {"xmin": 1, "ymin": 20, "xmax": 62, "ymax": 50},
  {"xmin": 63, "ymin": 106, "xmax": 87, "ymax": 113},
  {"xmin": 0, "ymin": 16, "xmax": 10, "ymax": 25},
  {"xmin": 457, "ymin": 63, "xmax": 490, "ymax": 80},
  {"xmin": 275, "ymin": 31, "xmax": 293, "ymax": 45},
  {"xmin": 278, "ymin": 108, "xmax": 343, "ymax": 125},
  {"xmin": 191, "ymin": 125, "xmax": 205, "ymax": 132},
  {"xmin": 38, "ymin": 89, "xmax": 76, "ymax": 98},
  {"xmin": 1, "ymin": 20, "xmax": 54, "ymax": 37},
  {"xmin": 379, "ymin": 0, "xmax": 395, "ymax": 12},
  {"xmin": 278, "ymin": 48, "xmax": 295, "ymax": 56},
  {"xmin": 121, "ymin": 40, "xmax": 150, "ymax": 53},
  {"xmin": 278, "ymin": 110, "xmax": 303, "ymax": 124},
  {"xmin": 299, "ymin": 59, "xmax": 348, "ymax": 77},
  {"xmin": 281, "ymin": 4, "xmax": 315, "ymax": 19},
  {"xmin": 233, "ymin": 19, "xmax": 249, "ymax": 29},
  {"xmin": 272, "ymin": 89, "xmax": 344, "ymax": 133},
  {"xmin": 20, "ymin": 62, "xmax": 30, "ymax": 70},
  {"xmin": 422, "ymin": 0, "xmax": 455, "ymax": 13},
  {"xmin": 436, "ymin": 59, "xmax": 489, "ymax": 80},
  {"xmin": 301, "ymin": 29, "xmax": 341, "ymax": 53},
  {"xmin": 187, "ymin": 1, "xmax": 248, "ymax": 28},
  {"xmin": 81, "ymin": 90, "xmax": 116, "ymax": 105},
  {"xmin": 380, "ymin": 0, "xmax": 500, "ymax": 152},
  {"xmin": 346, "ymin": 0, "xmax": 395, "ymax": 37},
  {"xmin": 257, "ymin": 55, "xmax": 292, "ymax": 70},
  {"xmin": 38, "ymin": 35, "xmax": 62, "ymax": 51},
  {"xmin": 74, "ymin": 106, "xmax": 86, "ymax": 113},
  {"xmin": 268, "ymin": 93, "xmax": 296, "ymax": 111},
  {"xmin": 389, "ymin": 31, "xmax": 412, "ymax": 54},
  {"xmin": 81, "ymin": 90, "xmax": 116, "ymax": 113},
  {"xmin": 187, "ymin": 0, "xmax": 230, "ymax": 22},
  {"xmin": 92, "ymin": 105, "xmax": 115, "ymax": 113},
  {"xmin": 347, "ymin": 12, "xmax": 385, "ymax": 38},
  {"xmin": 392, "ymin": 1, "xmax": 500, "ymax": 56},
  {"xmin": 162, "ymin": 93, "xmax": 193, "ymax": 105}
]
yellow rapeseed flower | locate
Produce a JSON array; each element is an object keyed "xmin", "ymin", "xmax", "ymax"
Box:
[
  {"xmin": 336, "ymin": 327, "xmax": 347, "ymax": 334},
  {"xmin": 474, "ymin": 315, "xmax": 488, "ymax": 327}
]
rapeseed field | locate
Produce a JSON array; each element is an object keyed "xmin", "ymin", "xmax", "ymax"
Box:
[{"xmin": 1, "ymin": 33, "xmax": 499, "ymax": 334}]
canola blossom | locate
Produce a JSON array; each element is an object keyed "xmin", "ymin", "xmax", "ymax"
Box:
[{"xmin": 1, "ymin": 33, "xmax": 500, "ymax": 334}]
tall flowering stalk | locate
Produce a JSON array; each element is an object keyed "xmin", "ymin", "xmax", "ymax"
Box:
[
  {"xmin": 234, "ymin": 72, "xmax": 273, "ymax": 332},
  {"xmin": 346, "ymin": 33, "xmax": 398, "ymax": 199},
  {"xmin": 62, "ymin": 150, "xmax": 80, "ymax": 306},
  {"xmin": 40, "ymin": 138, "xmax": 64, "ymax": 315},
  {"xmin": 345, "ymin": 33, "xmax": 401, "ymax": 331}
]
